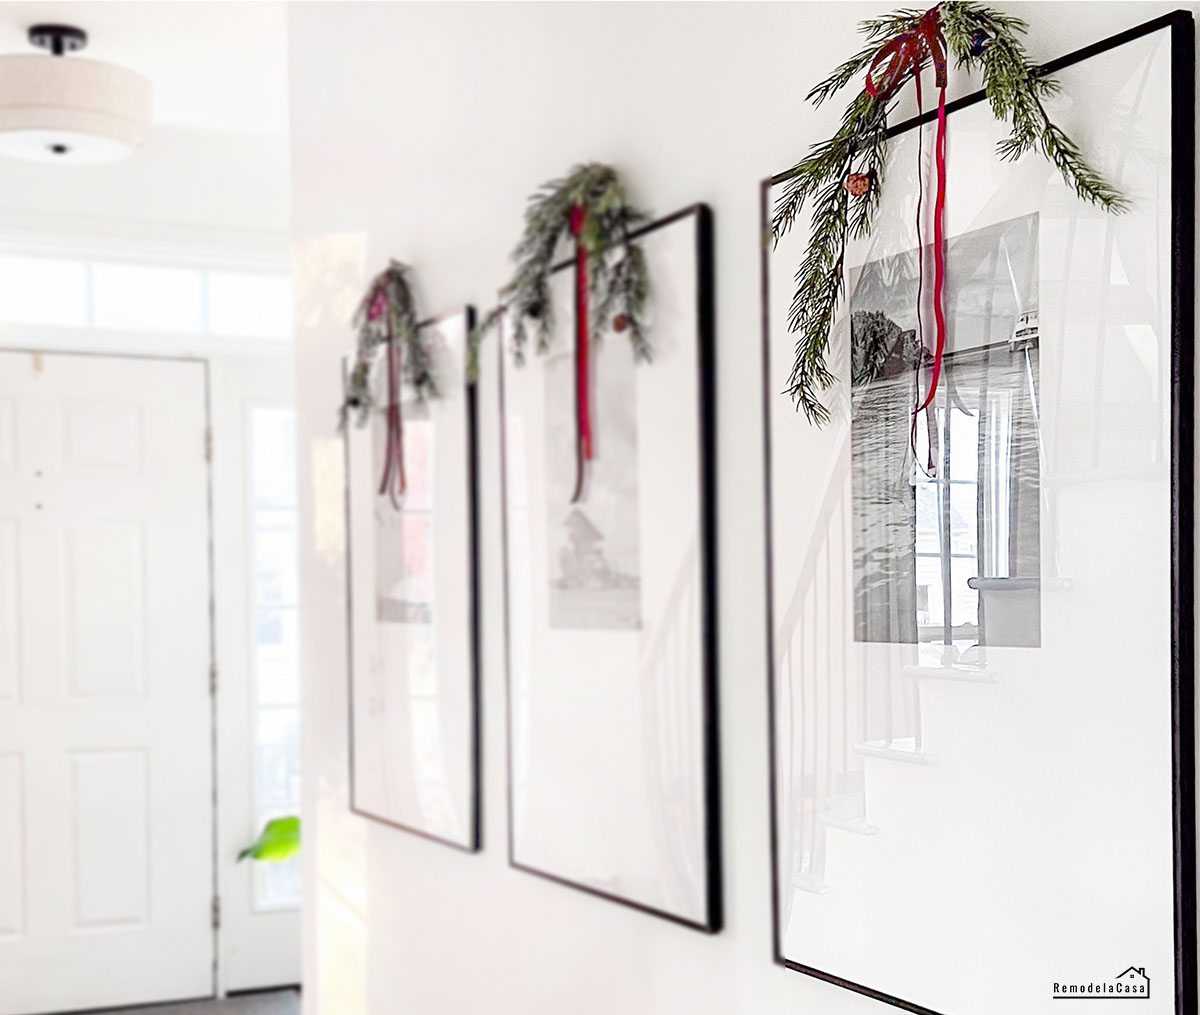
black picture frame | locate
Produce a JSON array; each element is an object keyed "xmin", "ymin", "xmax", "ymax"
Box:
[
  {"xmin": 498, "ymin": 204, "xmax": 722, "ymax": 931},
  {"xmin": 760, "ymin": 12, "xmax": 1195, "ymax": 1014},
  {"xmin": 344, "ymin": 306, "xmax": 482, "ymax": 852}
]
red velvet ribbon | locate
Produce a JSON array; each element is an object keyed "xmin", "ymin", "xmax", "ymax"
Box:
[
  {"xmin": 866, "ymin": 6, "xmax": 949, "ymax": 467},
  {"xmin": 915, "ymin": 60, "xmax": 948, "ymax": 417},
  {"xmin": 377, "ymin": 296, "xmax": 406, "ymax": 509},
  {"xmin": 569, "ymin": 204, "xmax": 592, "ymax": 504},
  {"xmin": 864, "ymin": 8, "xmax": 946, "ymax": 105}
]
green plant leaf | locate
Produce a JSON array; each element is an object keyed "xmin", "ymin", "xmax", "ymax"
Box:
[{"xmin": 238, "ymin": 816, "xmax": 300, "ymax": 863}]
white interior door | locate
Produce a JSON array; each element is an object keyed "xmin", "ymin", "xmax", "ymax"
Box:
[{"xmin": 0, "ymin": 351, "xmax": 214, "ymax": 1015}]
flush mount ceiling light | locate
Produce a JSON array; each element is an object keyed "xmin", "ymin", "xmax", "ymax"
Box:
[{"xmin": 0, "ymin": 24, "xmax": 151, "ymax": 163}]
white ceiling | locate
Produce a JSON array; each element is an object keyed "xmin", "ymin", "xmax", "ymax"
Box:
[{"xmin": 0, "ymin": 1, "xmax": 288, "ymax": 136}]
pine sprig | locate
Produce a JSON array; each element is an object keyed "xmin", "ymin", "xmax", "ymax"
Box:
[
  {"xmin": 775, "ymin": 89, "xmax": 893, "ymax": 422},
  {"xmin": 469, "ymin": 163, "xmax": 651, "ymax": 372},
  {"xmin": 772, "ymin": 92, "xmax": 892, "ymax": 241},
  {"xmin": 341, "ymin": 261, "xmax": 435, "ymax": 428},
  {"xmin": 940, "ymin": 2, "xmax": 1128, "ymax": 210},
  {"xmin": 806, "ymin": 9, "xmax": 928, "ymax": 107},
  {"xmin": 773, "ymin": 1, "xmax": 1126, "ymax": 423}
]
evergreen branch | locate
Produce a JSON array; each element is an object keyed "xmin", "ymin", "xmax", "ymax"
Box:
[
  {"xmin": 940, "ymin": 1, "xmax": 1128, "ymax": 210},
  {"xmin": 806, "ymin": 9, "xmax": 927, "ymax": 106},
  {"xmin": 469, "ymin": 163, "xmax": 652, "ymax": 374},
  {"xmin": 773, "ymin": 90, "xmax": 890, "ymax": 419},
  {"xmin": 773, "ymin": 0, "xmax": 1128, "ymax": 423},
  {"xmin": 340, "ymin": 261, "xmax": 436, "ymax": 428},
  {"xmin": 772, "ymin": 92, "xmax": 889, "ymax": 239}
]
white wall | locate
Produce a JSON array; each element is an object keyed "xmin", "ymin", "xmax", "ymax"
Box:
[{"xmin": 286, "ymin": 4, "xmax": 1197, "ymax": 1013}]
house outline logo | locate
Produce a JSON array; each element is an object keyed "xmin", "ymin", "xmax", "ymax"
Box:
[
  {"xmin": 1115, "ymin": 967, "xmax": 1150, "ymax": 995},
  {"xmin": 1052, "ymin": 966, "xmax": 1150, "ymax": 999}
]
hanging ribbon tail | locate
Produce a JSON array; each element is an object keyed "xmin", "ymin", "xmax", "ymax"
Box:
[
  {"xmin": 378, "ymin": 324, "xmax": 406, "ymax": 510},
  {"xmin": 923, "ymin": 8, "xmax": 949, "ymax": 90},
  {"xmin": 867, "ymin": 7, "xmax": 951, "ymax": 474},
  {"xmin": 378, "ymin": 409, "xmax": 405, "ymax": 510},
  {"xmin": 926, "ymin": 400, "xmax": 939, "ymax": 474},
  {"xmin": 569, "ymin": 203, "xmax": 592, "ymax": 505},
  {"xmin": 916, "ymin": 72, "xmax": 948, "ymax": 414},
  {"xmin": 910, "ymin": 67, "xmax": 927, "ymax": 473},
  {"xmin": 881, "ymin": 3, "xmax": 947, "ymax": 478},
  {"xmin": 387, "ymin": 404, "xmax": 406, "ymax": 510}
]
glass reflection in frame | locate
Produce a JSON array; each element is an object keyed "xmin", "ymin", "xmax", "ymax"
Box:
[
  {"xmin": 374, "ymin": 413, "xmax": 435, "ymax": 626},
  {"xmin": 543, "ymin": 345, "xmax": 642, "ymax": 631},
  {"xmin": 371, "ymin": 405, "xmax": 451, "ymax": 815},
  {"xmin": 850, "ymin": 213, "xmax": 1041, "ymax": 653}
]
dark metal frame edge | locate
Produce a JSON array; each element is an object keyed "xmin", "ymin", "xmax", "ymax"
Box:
[
  {"xmin": 344, "ymin": 306, "xmax": 484, "ymax": 854},
  {"xmin": 498, "ymin": 203, "xmax": 723, "ymax": 932},
  {"xmin": 760, "ymin": 11, "xmax": 1197, "ymax": 1013}
]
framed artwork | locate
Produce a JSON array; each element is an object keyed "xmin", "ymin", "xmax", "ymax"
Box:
[
  {"xmin": 345, "ymin": 307, "xmax": 481, "ymax": 851},
  {"xmin": 498, "ymin": 204, "xmax": 720, "ymax": 930},
  {"xmin": 761, "ymin": 13, "xmax": 1195, "ymax": 1015}
]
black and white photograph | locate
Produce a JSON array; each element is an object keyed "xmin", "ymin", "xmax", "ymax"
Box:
[{"xmin": 850, "ymin": 214, "xmax": 1042, "ymax": 649}]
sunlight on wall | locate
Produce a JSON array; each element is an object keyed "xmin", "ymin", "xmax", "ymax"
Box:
[
  {"xmin": 315, "ymin": 873, "xmax": 367, "ymax": 1015},
  {"xmin": 295, "ymin": 231, "xmax": 367, "ymax": 569},
  {"xmin": 295, "ymin": 228, "xmax": 373, "ymax": 1015},
  {"xmin": 292, "ymin": 232, "xmax": 367, "ymax": 332}
]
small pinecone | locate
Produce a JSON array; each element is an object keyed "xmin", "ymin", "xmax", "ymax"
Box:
[
  {"xmin": 612, "ymin": 314, "xmax": 630, "ymax": 333},
  {"xmin": 843, "ymin": 173, "xmax": 872, "ymax": 198},
  {"xmin": 968, "ymin": 30, "xmax": 989, "ymax": 57},
  {"xmin": 525, "ymin": 299, "xmax": 544, "ymax": 320}
]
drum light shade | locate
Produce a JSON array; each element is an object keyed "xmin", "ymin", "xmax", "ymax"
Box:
[{"xmin": 0, "ymin": 52, "xmax": 151, "ymax": 164}]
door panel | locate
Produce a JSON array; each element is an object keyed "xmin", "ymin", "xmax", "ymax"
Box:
[
  {"xmin": 0, "ymin": 351, "xmax": 214, "ymax": 1015},
  {"xmin": 0, "ymin": 519, "xmax": 18, "ymax": 704},
  {"xmin": 62, "ymin": 521, "xmax": 147, "ymax": 699},
  {"xmin": 60, "ymin": 399, "xmax": 144, "ymax": 472},
  {"xmin": 0, "ymin": 398, "xmax": 15, "ymax": 470},
  {"xmin": 0, "ymin": 754, "xmax": 22, "ymax": 939},
  {"xmin": 70, "ymin": 750, "xmax": 150, "ymax": 929}
]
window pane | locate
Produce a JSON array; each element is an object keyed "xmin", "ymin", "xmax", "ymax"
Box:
[
  {"xmin": 209, "ymin": 271, "xmax": 292, "ymax": 338},
  {"xmin": 254, "ymin": 517, "xmax": 298, "ymax": 605},
  {"xmin": 951, "ymin": 556, "xmax": 980, "ymax": 630},
  {"xmin": 0, "ymin": 256, "xmax": 87, "ymax": 326},
  {"xmin": 254, "ymin": 853, "xmax": 301, "ymax": 910},
  {"xmin": 249, "ymin": 406, "xmax": 300, "ymax": 908},
  {"xmin": 916, "ymin": 555, "xmax": 944, "ymax": 630},
  {"xmin": 251, "ymin": 408, "xmax": 297, "ymax": 508},
  {"xmin": 947, "ymin": 407, "xmax": 979, "ymax": 481},
  {"xmin": 914, "ymin": 483, "xmax": 940, "ymax": 555},
  {"xmin": 255, "ymin": 608, "xmax": 299, "ymax": 705},
  {"xmin": 92, "ymin": 263, "xmax": 204, "ymax": 332},
  {"xmin": 256, "ymin": 710, "xmax": 300, "ymax": 806},
  {"xmin": 948, "ymin": 483, "xmax": 978, "ymax": 557}
]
